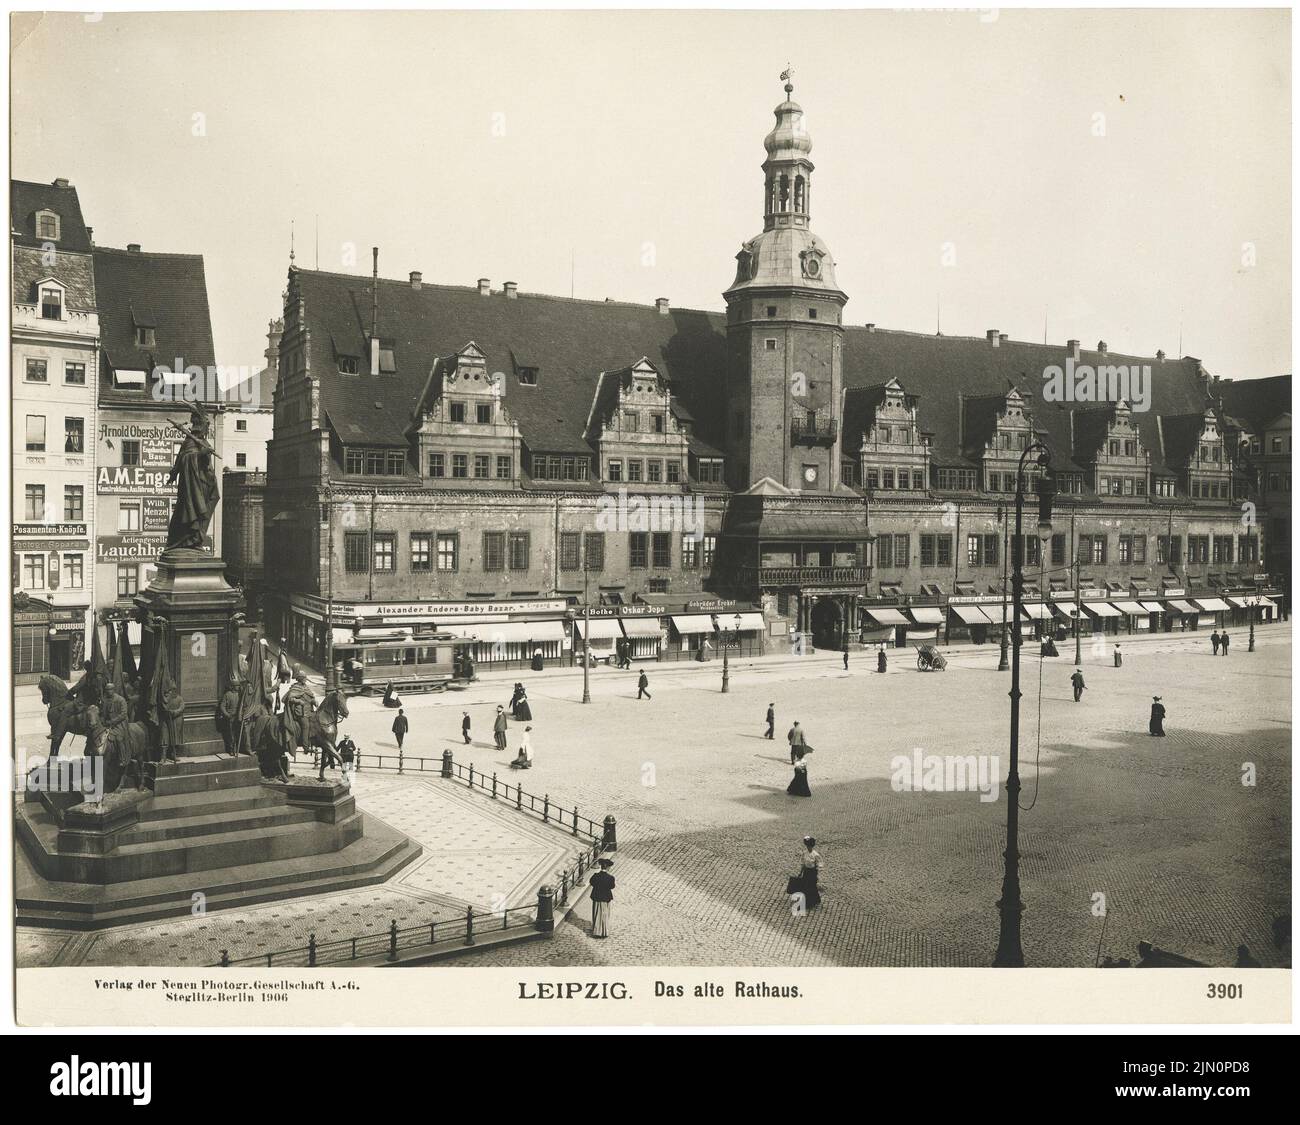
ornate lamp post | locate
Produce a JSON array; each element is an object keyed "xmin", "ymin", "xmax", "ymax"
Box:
[
  {"xmin": 994, "ymin": 443, "xmax": 1054, "ymax": 968},
  {"xmin": 581, "ymin": 562, "xmax": 592, "ymax": 704},
  {"xmin": 721, "ymin": 615, "xmax": 732, "ymax": 694},
  {"xmin": 1247, "ymin": 595, "xmax": 1259, "ymax": 652}
]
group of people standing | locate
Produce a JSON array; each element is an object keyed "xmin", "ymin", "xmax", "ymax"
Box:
[{"xmin": 1210, "ymin": 630, "xmax": 1233, "ymax": 656}]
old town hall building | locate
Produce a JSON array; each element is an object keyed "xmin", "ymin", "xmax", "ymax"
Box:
[{"xmin": 259, "ymin": 79, "xmax": 1282, "ymax": 675}]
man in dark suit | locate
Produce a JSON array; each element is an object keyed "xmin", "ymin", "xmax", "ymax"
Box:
[
  {"xmin": 391, "ymin": 707, "xmax": 408, "ymax": 750},
  {"xmin": 765, "ymin": 704, "xmax": 775, "ymax": 740},
  {"xmin": 462, "ymin": 711, "xmax": 472, "ymax": 744}
]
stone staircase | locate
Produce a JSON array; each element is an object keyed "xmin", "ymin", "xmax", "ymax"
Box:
[{"xmin": 16, "ymin": 755, "xmax": 421, "ymax": 930}]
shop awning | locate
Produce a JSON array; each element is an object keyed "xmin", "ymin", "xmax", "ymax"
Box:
[
  {"xmin": 1111, "ymin": 601, "xmax": 1147, "ymax": 616},
  {"xmin": 471, "ymin": 620, "xmax": 567, "ymax": 644},
  {"xmin": 1137, "ymin": 602, "xmax": 1165, "ymax": 615},
  {"xmin": 865, "ymin": 608, "xmax": 909, "ymax": 626},
  {"xmin": 1053, "ymin": 603, "xmax": 1083, "ymax": 619},
  {"xmin": 1260, "ymin": 596, "xmax": 1279, "ymax": 609},
  {"xmin": 1226, "ymin": 596, "xmax": 1255, "ymax": 609},
  {"xmin": 735, "ymin": 612, "xmax": 766, "ymax": 632},
  {"xmin": 620, "ymin": 617, "xmax": 662, "ymax": 638},
  {"xmin": 1083, "ymin": 602, "xmax": 1123, "ymax": 617},
  {"xmin": 949, "ymin": 604, "xmax": 995, "ymax": 625},
  {"xmin": 1192, "ymin": 598, "xmax": 1232, "ymax": 613},
  {"xmin": 906, "ymin": 607, "xmax": 945, "ymax": 625},
  {"xmin": 670, "ymin": 614, "xmax": 716, "ymax": 635},
  {"xmin": 1020, "ymin": 603, "xmax": 1054, "ymax": 620},
  {"xmin": 1164, "ymin": 601, "xmax": 1197, "ymax": 615},
  {"xmin": 574, "ymin": 618, "xmax": 623, "ymax": 641}
]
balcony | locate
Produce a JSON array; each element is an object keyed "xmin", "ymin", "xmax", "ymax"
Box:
[
  {"xmin": 12, "ymin": 302, "xmax": 100, "ymax": 337},
  {"xmin": 731, "ymin": 565, "xmax": 870, "ymax": 589},
  {"xmin": 790, "ymin": 417, "xmax": 838, "ymax": 446}
]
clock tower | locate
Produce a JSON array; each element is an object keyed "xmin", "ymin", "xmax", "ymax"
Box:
[{"xmin": 724, "ymin": 75, "xmax": 849, "ymax": 493}]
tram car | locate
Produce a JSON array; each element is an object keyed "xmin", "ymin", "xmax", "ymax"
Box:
[{"xmin": 334, "ymin": 621, "xmax": 476, "ymax": 694}]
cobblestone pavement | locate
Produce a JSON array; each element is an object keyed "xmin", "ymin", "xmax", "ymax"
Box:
[{"xmin": 15, "ymin": 625, "xmax": 1291, "ymax": 968}]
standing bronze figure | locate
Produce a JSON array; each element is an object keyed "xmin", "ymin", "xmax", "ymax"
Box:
[{"xmin": 165, "ymin": 400, "xmax": 221, "ymax": 551}]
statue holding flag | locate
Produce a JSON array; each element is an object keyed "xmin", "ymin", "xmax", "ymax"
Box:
[{"xmin": 165, "ymin": 400, "xmax": 221, "ymax": 551}]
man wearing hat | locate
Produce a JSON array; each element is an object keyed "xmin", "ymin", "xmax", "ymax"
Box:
[
  {"xmin": 588, "ymin": 857, "xmax": 615, "ymax": 939},
  {"xmin": 493, "ymin": 705, "xmax": 509, "ymax": 751},
  {"xmin": 1149, "ymin": 696, "xmax": 1166, "ymax": 737},
  {"xmin": 462, "ymin": 711, "xmax": 472, "ymax": 745}
]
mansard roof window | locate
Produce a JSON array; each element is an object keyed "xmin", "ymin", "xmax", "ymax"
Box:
[
  {"xmin": 134, "ymin": 325, "xmax": 156, "ymax": 347},
  {"xmin": 36, "ymin": 210, "xmax": 60, "ymax": 240},
  {"xmin": 40, "ymin": 285, "xmax": 63, "ymax": 320},
  {"xmin": 378, "ymin": 346, "xmax": 396, "ymax": 373},
  {"xmin": 338, "ymin": 355, "xmax": 359, "ymax": 375},
  {"xmin": 517, "ymin": 367, "xmax": 539, "ymax": 386}
]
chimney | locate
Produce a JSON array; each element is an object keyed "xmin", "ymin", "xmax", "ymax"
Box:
[
  {"xmin": 987, "ymin": 329, "xmax": 1000, "ymax": 347},
  {"xmin": 1067, "ymin": 339, "xmax": 1080, "ymax": 360},
  {"xmin": 127, "ymin": 243, "xmax": 141, "ymax": 253},
  {"xmin": 52, "ymin": 178, "xmax": 69, "ymax": 189},
  {"xmin": 655, "ymin": 297, "xmax": 670, "ymax": 315},
  {"xmin": 477, "ymin": 278, "xmax": 491, "ymax": 297},
  {"xmin": 998, "ymin": 333, "xmax": 1008, "ymax": 344},
  {"xmin": 86, "ymin": 227, "xmax": 93, "ymax": 245},
  {"xmin": 369, "ymin": 247, "xmax": 380, "ymax": 375},
  {"xmin": 409, "ymin": 271, "xmax": 422, "ymax": 290},
  {"xmin": 504, "ymin": 281, "xmax": 518, "ymax": 299},
  {"xmin": 1156, "ymin": 349, "xmax": 1166, "ymax": 362},
  {"xmin": 865, "ymin": 323, "xmax": 876, "ymax": 332},
  {"xmin": 1097, "ymin": 339, "xmax": 1108, "ymax": 355}
]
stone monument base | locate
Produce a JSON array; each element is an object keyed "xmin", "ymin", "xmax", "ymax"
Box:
[{"xmin": 16, "ymin": 757, "xmax": 421, "ymax": 929}]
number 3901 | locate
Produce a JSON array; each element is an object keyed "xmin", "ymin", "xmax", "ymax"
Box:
[{"xmin": 1207, "ymin": 983, "xmax": 1243, "ymax": 999}]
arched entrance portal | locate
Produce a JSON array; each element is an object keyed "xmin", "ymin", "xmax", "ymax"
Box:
[{"xmin": 810, "ymin": 597, "xmax": 844, "ymax": 651}]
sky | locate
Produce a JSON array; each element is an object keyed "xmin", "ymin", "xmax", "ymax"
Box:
[{"xmin": 10, "ymin": 7, "xmax": 1292, "ymax": 380}]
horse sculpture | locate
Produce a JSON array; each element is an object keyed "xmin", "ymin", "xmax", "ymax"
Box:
[
  {"xmin": 40, "ymin": 674, "xmax": 92, "ymax": 757},
  {"xmin": 241, "ymin": 689, "xmax": 350, "ymax": 782},
  {"xmin": 83, "ymin": 704, "xmax": 151, "ymax": 794}
]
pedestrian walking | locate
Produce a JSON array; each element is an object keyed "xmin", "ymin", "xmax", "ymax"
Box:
[
  {"xmin": 1148, "ymin": 695, "xmax": 1166, "ymax": 737},
  {"xmin": 1221, "ymin": 632, "xmax": 1231, "ymax": 655},
  {"xmin": 637, "ymin": 670, "xmax": 651, "ymax": 699},
  {"xmin": 787, "ymin": 747, "xmax": 812, "ymax": 797},
  {"xmin": 785, "ymin": 835, "xmax": 822, "ymax": 909},
  {"xmin": 1211, "ymin": 630, "xmax": 1221, "ymax": 655},
  {"xmin": 337, "ymin": 733, "xmax": 357, "ymax": 776},
  {"xmin": 842, "ymin": 649, "xmax": 849, "ymax": 671},
  {"xmin": 588, "ymin": 857, "xmax": 615, "ymax": 939},
  {"xmin": 1113, "ymin": 643, "xmax": 1123, "ymax": 668},
  {"xmin": 461, "ymin": 711, "xmax": 472, "ymax": 744},
  {"xmin": 511, "ymin": 726, "xmax": 534, "ymax": 769},
  {"xmin": 877, "ymin": 645, "xmax": 888, "ymax": 674},
  {"xmin": 787, "ymin": 720, "xmax": 806, "ymax": 764},
  {"xmin": 515, "ymin": 686, "xmax": 533, "ymax": 721},
  {"xmin": 391, "ymin": 707, "xmax": 408, "ymax": 750},
  {"xmin": 493, "ymin": 705, "xmax": 509, "ymax": 750},
  {"xmin": 765, "ymin": 703, "xmax": 775, "ymax": 740},
  {"xmin": 1070, "ymin": 670, "xmax": 1086, "ymax": 702},
  {"xmin": 530, "ymin": 649, "xmax": 544, "ymax": 672}
]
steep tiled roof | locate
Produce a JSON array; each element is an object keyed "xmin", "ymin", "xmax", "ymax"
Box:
[
  {"xmin": 1215, "ymin": 374, "xmax": 1292, "ymax": 434},
  {"xmin": 295, "ymin": 270, "xmax": 729, "ymax": 455},
  {"xmin": 292, "ymin": 268, "xmax": 1212, "ymax": 477},
  {"xmin": 93, "ymin": 247, "xmax": 217, "ymax": 400},
  {"xmin": 10, "ymin": 179, "xmax": 93, "ymax": 252}
]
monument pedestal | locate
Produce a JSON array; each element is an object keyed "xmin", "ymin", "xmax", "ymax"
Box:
[{"xmin": 15, "ymin": 548, "xmax": 421, "ymax": 930}]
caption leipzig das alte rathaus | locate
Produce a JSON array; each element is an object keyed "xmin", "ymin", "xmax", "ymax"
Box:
[{"xmin": 258, "ymin": 78, "xmax": 1287, "ymax": 669}]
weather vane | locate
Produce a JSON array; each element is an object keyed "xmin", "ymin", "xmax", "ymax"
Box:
[{"xmin": 781, "ymin": 66, "xmax": 793, "ymax": 95}]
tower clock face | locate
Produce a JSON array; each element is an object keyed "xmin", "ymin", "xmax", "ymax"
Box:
[
  {"xmin": 805, "ymin": 258, "xmax": 821, "ymax": 278},
  {"xmin": 804, "ymin": 466, "xmax": 818, "ymax": 484}
]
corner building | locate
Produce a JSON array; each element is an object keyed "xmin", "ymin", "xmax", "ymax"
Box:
[{"xmin": 260, "ymin": 81, "xmax": 1283, "ymax": 672}]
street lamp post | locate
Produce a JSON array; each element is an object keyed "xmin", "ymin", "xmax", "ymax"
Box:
[
  {"xmin": 582, "ymin": 563, "xmax": 592, "ymax": 704},
  {"xmin": 721, "ymin": 612, "xmax": 742, "ymax": 693},
  {"xmin": 998, "ymin": 503, "xmax": 1010, "ymax": 672},
  {"xmin": 1073, "ymin": 556, "xmax": 1083, "ymax": 667},
  {"xmin": 994, "ymin": 443, "xmax": 1054, "ymax": 968},
  {"xmin": 1248, "ymin": 596, "xmax": 1258, "ymax": 653}
]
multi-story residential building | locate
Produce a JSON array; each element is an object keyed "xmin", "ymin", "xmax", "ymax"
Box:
[
  {"xmin": 255, "ymin": 80, "xmax": 1282, "ymax": 674},
  {"xmin": 11, "ymin": 178, "xmax": 99, "ymax": 681},
  {"xmin": 91, "ymin": 243, "xmax": 219, "ymax": 622},
  {"xmin": 222, "ymin": 318, "xmax": 279, "ymax": 473}
]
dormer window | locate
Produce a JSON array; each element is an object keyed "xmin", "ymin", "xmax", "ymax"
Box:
[
  {"xmin": 338, "ymin": 355, "xmax": 359, "ymax": 375},
  {"xmin": 36, "ymin": 210, "xmax": 60, "ymax": 241},
  {"xmin": 40, "ymin": 286, "xmax": 63, "ymax": 320},
  {"xmin": 378, "ymin": 346, "xmax": 396, "ymax": 373},
  {"xmin": 134, "ymin": 326, "xmax": 155, "ymax": 347},
  {"xmin": 517, "ymin": 367, "xmax": 539, "ymax": 386}
]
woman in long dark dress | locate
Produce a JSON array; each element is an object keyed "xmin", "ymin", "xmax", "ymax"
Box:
[
  {"xmin": 589, "ymin": 857, "xmax": 615, "ymax": 938},
  {"xmin": 786, "ymin": 835, "xmax": 822, "ymax": 908},
  {"xmin": 509, "ymin": 683, "xmax": 524, "ymax": 718},
  {"xmin": 787, "ymin": 747, "xmax": 812, "ymax": 797},
  {"xmin": 1149, "ymin": 696, "xmax": 1166, "ymax": 736},
  {"xmin": 515, "ymin": 688, "xmax": 533, "ymax": 722}
]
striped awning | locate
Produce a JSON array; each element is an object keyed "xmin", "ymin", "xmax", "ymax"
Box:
[
  {"xmin": 950, "ymin": 604, "xmax": 995, "ymax": 625},
  {"xmin": 1053, "ymin": 603, "xmax": 1083, "ymax": 619},
  {"xmin": 670, "ymin": 614, "xmax": 716, "ymax": 635},
  {"xmin": 866, "ymin": 608, "xmax": 909, "ymax": 626},
  {"xmin": 1111, "ymin": 601, "xmax": 1147, "ymax": 615},
  {"xmin": 1164, "ymin": 600, "xmax": 1197, "ymax": 615},
  {"xmin": 735, "ymin": 612, "xmax": 767, "ymax": 632},
  {"xmin": 620, "ymin": 617, "xmax": 662, "ymax": 638},
  {"xmin": 1137, "ymin": 602, "xmax": 1165, "ymax": 614},
  {"xmin": 573, "ymin": 618, "xmax": 623, "ymax": 641},
  {"xmin": 1193, "ymin": 597, "xmax": 1232, "ymax": 612}
]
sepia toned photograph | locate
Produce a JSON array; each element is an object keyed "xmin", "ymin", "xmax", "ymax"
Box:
[{"xmin": 6, "ymin": 5, "xmax": 1292, "ymax": 1034}]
